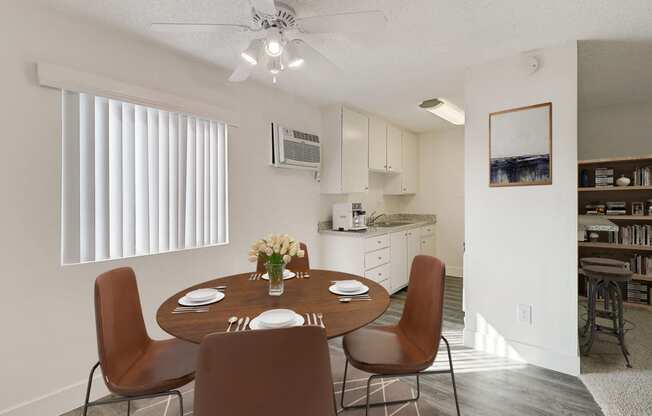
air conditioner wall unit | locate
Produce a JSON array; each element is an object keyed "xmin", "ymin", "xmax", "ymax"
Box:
[{"xmin": 270, "ymin": 123, "xmax": 321, "ymax": 171}]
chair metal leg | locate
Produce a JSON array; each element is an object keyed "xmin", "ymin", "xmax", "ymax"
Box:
[
  {"xmin": 442, "ymin": 336, "xmax": 461, "ymax": 416},
  {"xmin": 82, "ymin": 362, "xmax": 186, "ymax": 416},
  {"xmin": 340, "ymin": 359, "xmax": 349, "ymax": 410},
  {"xmin": 174, "ymin": 390, "xmax": 184, "ymax": 416},
  {"xmin": 340, "ymin": 336, "xmax": 460, "ymax": 415},
  {"xmin": 82, "ymin": 362, "xmax": 100, "ymax": 416}
]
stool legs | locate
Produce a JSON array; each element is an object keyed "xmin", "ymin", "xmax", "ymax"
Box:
[{"xmin": 580, "ymin": 279, "xmax": 632, "ymax": 368}]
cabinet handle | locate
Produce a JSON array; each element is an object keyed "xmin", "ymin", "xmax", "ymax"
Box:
[
  {"xmin": 377, "ymin": 240, "xmax": 381, "ymax": 244},
  {"xmin": 364, "ymin": 186, "xmax": 368, "ymax": 190},
  {"xmin": 378, "ymin": 256, "xmax": 382, "ymax": 260},
  {"xmin": 378, "ymin": 272, "xmax": 382, "ymax": 276}
]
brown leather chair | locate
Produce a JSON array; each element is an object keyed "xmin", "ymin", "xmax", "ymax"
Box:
[
  {"xmin": 341, "ymin": 255, "xmax": 461, "ymax": 415},
  {"xmin": 82, "ymin": 267, "xmax": 198, "ymax": 416},
  {"xmin": 194, "ymin": 326, "xmax": 336, "ymax": 416},
  {"xmin": 256, "ymin": 242, "xmax": 310, "ymax": 273}
]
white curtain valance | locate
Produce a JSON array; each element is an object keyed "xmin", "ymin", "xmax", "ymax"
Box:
[{"xmin": 38, "ymin": 62, "xmax": 239, "ymax": 127}]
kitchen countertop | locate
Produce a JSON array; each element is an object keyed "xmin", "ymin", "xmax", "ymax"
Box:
[{"xmin": 319, "ymin": 220, "xmax": 436, "ymax": 238}]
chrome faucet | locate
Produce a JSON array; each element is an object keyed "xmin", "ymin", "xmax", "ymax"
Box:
[{"xmin": 367, "ymin": 211, "xmax": 387, "ymax": 226}]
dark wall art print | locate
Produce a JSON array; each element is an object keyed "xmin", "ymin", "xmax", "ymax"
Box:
[{"xmin": 489, "ymin": 102, "xmax": 552, "ymax": 187}]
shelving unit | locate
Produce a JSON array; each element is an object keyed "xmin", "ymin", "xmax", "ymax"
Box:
[
  {"xmin": 578, "ymin": 185, "xmax": 652, "ymax": 192},
  {"xmin": 578, "ymin": 155, "xmax": 652, "ymax": 302},
  {"xmin": 578, "ymin": 242, "xmax": 652, "ymax": 252}
]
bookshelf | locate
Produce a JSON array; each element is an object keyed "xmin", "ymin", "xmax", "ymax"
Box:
[
  {"xmin": 578, "ymin": 242, "xmax": 652, "ymax": 252},
  {"xmin": 579, "ymin": 296, "xmax": 652, "ymax": 312},
  {"xmin": 578, "ymin": 185, "xmax": 652, "ymax": 192},
  {"xmin": 578, "ymin": 155, "xmax": 652, "ymax": 304}
]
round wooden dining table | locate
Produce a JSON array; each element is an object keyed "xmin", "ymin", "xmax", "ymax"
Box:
[{"xmin": 157, "ymin": 269, "xmax": 390, "ymax": 343}]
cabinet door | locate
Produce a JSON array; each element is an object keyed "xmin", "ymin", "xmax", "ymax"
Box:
[
  {"xmin": 386, "ymin": 124, "xmax": 403, "ymax": 173},
  {"xmin": 341, "ymin": 107, "xmax": 369, "ymax": 193},
  {"xmin": 390, "ymin": 231, "xmax": 407, "ymax": 291},
  {"xmin": 406, "ymin": 229, "xmax": 420, "ymax": 283},
  {"xmin": 420, "ymin": 234, "xmax": 436, "ymax": 257},
  {"xmin": 401, "ymin": 131, "xmax": 418, "ymax": 194},
  {"xmin": 368, "ymin": 116, "xmax": 387, "ymax": 172}
]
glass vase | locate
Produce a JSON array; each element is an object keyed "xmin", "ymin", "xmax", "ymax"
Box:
[{"xmin": 266, "ymin": 261, "xmax": 285, "ymax": 296}]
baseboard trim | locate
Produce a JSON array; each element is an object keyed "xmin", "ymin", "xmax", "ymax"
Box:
[
  {"xmin": 447, "ymin": 266, "xmax": 463, "ymax": 278},
  {"xmin": 463, "ymin": 328, "xmax": 580, "ymax": 376},
  {"xmin": 0, "ymin": 372, "xmax": 108, "ymax": 416}
]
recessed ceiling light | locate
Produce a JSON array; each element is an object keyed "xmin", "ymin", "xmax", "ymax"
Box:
[{"xmin": 419, "ymin": 99, "xmax": 465, "ymax": 125}]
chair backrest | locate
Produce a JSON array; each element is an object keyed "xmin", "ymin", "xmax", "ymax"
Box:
[
  {"xmin": 398, "ymin": 255, "xmax": 446, "ymax": 364},
  {"xmin": 256, "ymin": 242, "xmax": 310, "ymax": 273},
  {"xmin": 94, "ymin": 267, "xmax": 150, "ymax": 390},
  {"xmin": 194, "ymin": 326, "xmax": 336, "ymax": 416}
]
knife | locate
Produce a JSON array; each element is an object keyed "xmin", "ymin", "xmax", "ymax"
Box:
[{"xmin": 242, "ymin": 316, "xmax": 250, "ymax": 331}]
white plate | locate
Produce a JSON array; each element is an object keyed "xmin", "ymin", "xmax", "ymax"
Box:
[
  {"xmin": 329, "ymin": 284, "xmax": 369, "ymax": 296},
  {"xmin": 186, "ymin": 288, "xmax": 219, "ymax": 302},
  {"xmin": 177, "ymin": 291, "xmax": 225, "ymax": 306},
  {"xmin": 261, "ymin": 270, "xmax": 296, "ymax": 280},
  {"xmin": 258, "ymin": 309, "xmax": 296, "ymax": 328},
  {"xmin": 333, "ymin": 281, "xmax": 364, "ymax": 293},
  {"xmin": 249, "ymin": 313, "xmax": 305, "ymax": 330}
]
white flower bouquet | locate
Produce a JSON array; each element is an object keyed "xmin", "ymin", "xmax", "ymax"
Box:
[
  {"xmin": 249, "ymin": 234, "xmax": 305, "ymax": 296},
  {"xmin": 248, "ymin": 233, "xmax": 305, "ymax": 265}
]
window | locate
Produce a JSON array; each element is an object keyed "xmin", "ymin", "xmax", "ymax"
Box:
[{"xmin": 61, "ymin": 91, "xmax": 228, "ymax": 264}]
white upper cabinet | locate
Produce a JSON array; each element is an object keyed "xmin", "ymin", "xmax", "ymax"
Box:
[
  {"xmin": 369, "ymin": 116, "xmax": 388, "ymax": 172},
  {"xmin": 321, "ymin": 105, "xmax": 369, "ymax": 194},
  {"xmin": 386, "ymin": 124, "xmax": 403, "ymax": 173},
  {"xmin": 385, "ymin": 130, "xmax": 419, "ymax": 195},
  {"xmin": 402, "ymin": 130, "xmax": 419, "ymax": 193}
]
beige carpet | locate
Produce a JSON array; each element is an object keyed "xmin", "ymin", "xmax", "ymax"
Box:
[{"xmin": 579, "ymin": 301, "xmax": 652, "ymax": 416}]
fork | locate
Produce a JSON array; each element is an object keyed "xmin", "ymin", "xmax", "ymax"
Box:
[{"xmin": 317, "ymin": 313, "xmax": 325, "ymax": 328}]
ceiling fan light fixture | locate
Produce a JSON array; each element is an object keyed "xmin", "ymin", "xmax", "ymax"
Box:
[
  {"xmin": 264, "ymin": 29, "xmax": 284, "ymax": 57},
  {"xmin": 419, "ymin": 99, "xmax": 465, "ymax": 125},
  {"xmin": 285, "ymin": 39, "xmax": 304, "ymax": 68},
  {"xmin": 268, "ymin": 57, "xmax": 283, "ymax": 74},
  {"xmin": 240, "ymin": 39, "xmax": 261, "ymax": 65}
]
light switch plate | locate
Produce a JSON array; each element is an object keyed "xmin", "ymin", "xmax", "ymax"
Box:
[{"xmin": 518, "ymin": 304, "xmax": 532, "ymax": 324}]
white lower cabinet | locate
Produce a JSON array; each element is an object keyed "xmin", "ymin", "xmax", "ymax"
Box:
[
  {"xmin": 420, "ymin": 225, "xmax": 436, "ymax": 257},
  {"xmin": 406, "ymin": 229, "xmax": 420, "ymax": 277},
  {"xmin": 390, "ymin": 232, "xmax": 408, "ymax": 290},
  {"xmin": 319, "ymin": 224, "xmax": 435, "ymax": 295}
]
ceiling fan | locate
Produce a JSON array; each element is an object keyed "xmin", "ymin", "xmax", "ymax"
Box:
[{"xmin": 151, "ymin": 0, "xmax": 386, "ymax": 83}]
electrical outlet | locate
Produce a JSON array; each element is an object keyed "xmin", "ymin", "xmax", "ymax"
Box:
[{"xmin": 518, "ymin": 304, "xmax": 532, "ymax": 324}]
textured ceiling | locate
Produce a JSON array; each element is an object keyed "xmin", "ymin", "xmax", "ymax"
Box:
[{"xmin": 37, "ymin": 0, "xmax": 652, "ymax": 132}]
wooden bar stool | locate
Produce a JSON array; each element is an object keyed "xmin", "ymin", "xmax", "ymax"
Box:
[{"xmin": 580, "ymin": 263, "xmax": 632, "ymax": 368}]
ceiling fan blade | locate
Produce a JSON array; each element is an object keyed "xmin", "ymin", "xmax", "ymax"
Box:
[
  {"xmin": 297, "ymin": 10, "xmax": 386, "ymax": 34},
  {"xmin": 249, "ymin": 0, "xmax": 277, "ymax": 15},
  {"xmin": 294, "ymin": 38, "xmax": 341, "ymax": 73},
  {"xmin": 228, "ymin": 63, "xmax": 253, "ymax": 82},
  {"xmin": 151, "ymin": 23, "xmax": 251, "ymax": 33}
]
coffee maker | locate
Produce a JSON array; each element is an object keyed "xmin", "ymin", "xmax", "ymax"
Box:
[{"xmin": 332, "ymin": 202, "xmax": 367, "ymax": 231}]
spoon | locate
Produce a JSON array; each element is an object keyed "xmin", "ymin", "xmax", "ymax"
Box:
[
  {"xmin": 226, "ymin": 316, "xmax": 238, "ymax": 332},
  {"xmin": 339, "ymin": 298, "xmax": 372, "ymax": 303}
]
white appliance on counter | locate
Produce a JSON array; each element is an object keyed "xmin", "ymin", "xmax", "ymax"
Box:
[
  {"xmin": 332, "ymin": 202, "xmax": 367, "ymax": 231},
  {"xmin": 271, "ymin": 123, "xmax": 320, "ymax": 171}
]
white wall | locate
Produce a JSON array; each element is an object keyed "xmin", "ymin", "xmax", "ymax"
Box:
[
  {"xmin": 0, "ymin": 2, "xmax": 323, "ymax": 415},
  {"xmin": 319, "ymin": 172, "xmax": 405, "ymax": 221},
  {"xmin": 402, "ymin": 127, "xmax": 465, "ymax": 277},
  {"xmin": 579, "ymin": 103, "xmax": 652, "ymax": 160},
  {"xmin": 463, "ymin": 42, "xmax": 579, "ymax": 375}
]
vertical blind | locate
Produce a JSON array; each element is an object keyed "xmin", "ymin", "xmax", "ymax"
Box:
[{"xmin": 61, "ymin": 91, "xmax": 228, "ymax": 264}]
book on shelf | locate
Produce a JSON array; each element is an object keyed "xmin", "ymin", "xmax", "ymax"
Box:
[
  {"xmin": 633, "ymin": 166, "xmax": 652, "ymax": 187},
  {"xmin": 628, "ymin": 254, "xmax": 652, "ymax": 276},
  {"xmin": 606, "ymin": 210, "xmax": 627, "ymax": 215},
  {"xmin": 595, "ymin": 167, "xmax": 614, "ymax": 187},
  {"xmin": 626, "ymin": 281, "xmax": 650, "ymax": 304},
  {"xmin": 618, "ymin": 225, "xmax": 652, "ymax": 246}
]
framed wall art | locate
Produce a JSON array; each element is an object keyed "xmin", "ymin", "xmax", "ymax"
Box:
[{"xmin": 489, "ymin": 102, "xmax": 552, "ymax": 187}]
